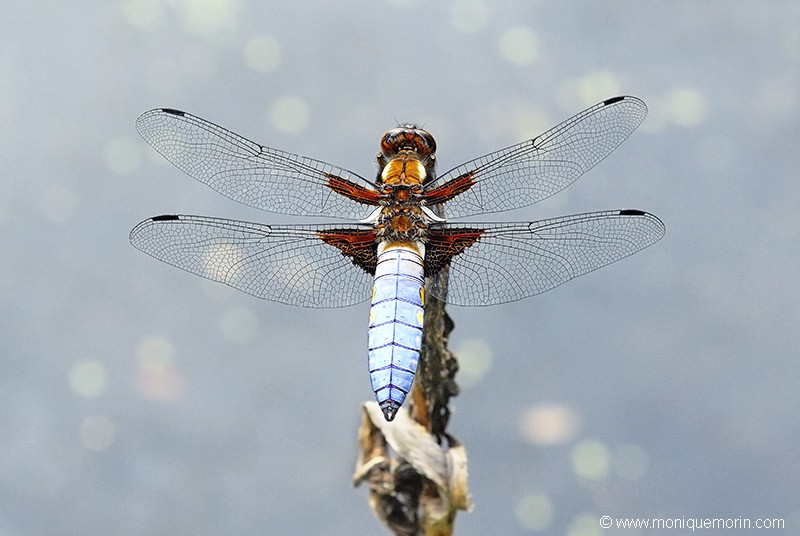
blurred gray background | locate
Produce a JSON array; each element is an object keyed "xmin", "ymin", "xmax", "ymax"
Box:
[{"xmin": 2, "ymin": 1, "xmax": 798, "ymax": 534}]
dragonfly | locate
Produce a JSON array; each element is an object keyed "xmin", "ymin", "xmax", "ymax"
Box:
[{"xmin": 130, "ymin": 95, "xmax": 665, "ymax": 421}]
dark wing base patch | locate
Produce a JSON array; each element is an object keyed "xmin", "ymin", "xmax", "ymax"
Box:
[
  {"xmin": 318, "ymin": 228, "xmax": 378, "ymax": 275},
  {"xmin": 425, "ymin": 228, "xmax": 484, "ymax": 277}
]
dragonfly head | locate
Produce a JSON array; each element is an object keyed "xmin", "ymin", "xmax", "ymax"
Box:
[
  {"xmin": 380, "ymin": 124, "xmax": 436, "ymax": 157},
  {"xmin": 379, "ymin": 125, "xmax": 436, "ymax": 160}
]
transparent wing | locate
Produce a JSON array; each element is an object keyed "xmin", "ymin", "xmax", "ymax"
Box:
[
  {"xmin": 130, "ymin": 215, "xmax": 374, "ymax": 307},
  {"xmin": 426, "ymin": 209, "xmax": 665, "ymax": 306},
  {"xmin": 136, "ymin": 109, "xmax": 378, "ymax": 220},
  {"xmin": 427, "ymin": 96, "xmax": 648, "ymax": 218}
]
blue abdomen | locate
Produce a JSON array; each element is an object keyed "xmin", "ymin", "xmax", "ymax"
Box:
[{"xmin": 368, "ymin": 242, "xmax": 425, "ymax": 421}]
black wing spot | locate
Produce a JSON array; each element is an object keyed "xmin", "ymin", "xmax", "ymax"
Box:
[
  {"xmin": 150, "ymin": 214, "xmax": 180, "ymax": 221},
  {"xmin": 603, "ymin": 96, "xmax": 626, "ymax": 106},
  {"xmin": 160, "ymin": 108, "xmax": 185, "ymax": 116},
  {"xmin": 618, "ymin": 209, "xmax": 646, "ymax": 216}
]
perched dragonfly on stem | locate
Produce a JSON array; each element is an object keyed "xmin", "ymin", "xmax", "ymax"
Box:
[{"xmin": 130, "ymin": 95, "xmax": 665, "ymax": 421}]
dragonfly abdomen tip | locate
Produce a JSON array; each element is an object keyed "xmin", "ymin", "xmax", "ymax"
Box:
[{"xmin": 380, "ymin": 401, "xmax": 399, "ymax": 421}]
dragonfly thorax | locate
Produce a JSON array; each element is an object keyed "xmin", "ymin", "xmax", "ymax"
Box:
[
  {"xmin": 380, "ymin": 155, "xmax": 427, "ymax": 185},
  {"xmin": 375, "ymin": 206, "xmax": 429, "ymax": 242}
]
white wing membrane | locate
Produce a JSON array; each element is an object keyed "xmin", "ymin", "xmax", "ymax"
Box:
[
  {"xmin": 136, "ymin": 109, "xmax": 378, "ymax": 220},
  {"xmin": 427, "ymin": 209, "xmax": 665, "ymax": 306},
  {"xmin": 130, "ymin": 215, "xmax": 374, "ymax": 307},
  {"xmin": 430, "ymin": 96, "xmax": 648, "ymax": 218}
]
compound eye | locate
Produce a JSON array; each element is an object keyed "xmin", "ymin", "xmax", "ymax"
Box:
[
  {"xmin": 380, "ymin": 130, "xmax": 401, "ymax": 155},
  {"xmin": 418, "ymin": 131, "xmax": 436, "ymax": 154}
]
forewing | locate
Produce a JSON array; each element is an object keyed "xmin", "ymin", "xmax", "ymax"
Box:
[
  {"xmin": 426, "ymin": 96, "xmax": 648, "ymax": 218},
  {"xmin": 130, "ymin": 215, "xmax": 375, "ymax": 307},
  {"xmin": 426, "ymin": 210, "xmax": 665, "ymax": 306},
  {"xmin": 136, "ymin": 109, "xmax": 379, "ymax": 219}
]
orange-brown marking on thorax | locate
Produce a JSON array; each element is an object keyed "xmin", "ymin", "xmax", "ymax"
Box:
[
  {"xmin": 381, "ymin": 154, "xmax": 426, "ymax": 186},
  {"xmin": 388, "ymin": 214, "xmax": 414, "ymax": 233}
]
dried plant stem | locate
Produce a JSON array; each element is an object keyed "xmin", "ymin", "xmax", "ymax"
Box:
[{"xmin": 354, "ymin": 273, "xmax": 472, "ymax": 535}]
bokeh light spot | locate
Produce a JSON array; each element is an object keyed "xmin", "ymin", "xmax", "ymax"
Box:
[
  {"xmin": 454, "ymin": 338, "xmax": 493, "ymax": 388},
  {"xmin": 119, "ymin": 0, "xmax": 164, "ymax": 30},
  {"xmin": 220, "ymin": 307, "xmax": 258, "ymax": 344},
  {"xmin": 269, "ymin": 95, "xmax": 310, "ymax": 135},
  {"xmin": 571, "ymin": 439, "xmax": 611, "ymax": 481},
  {"xmin": 519, "ymin": 403, "xmax": 581, "ymax": 445},
  {"xmin": 559, "ymin": 71, "xmax": 622, "ymax": 109},
  {"xmin": 613, "ymin": 444, "xmax": 649, "ymax": 481},
  {"xmin": 566, "ymin": 513, "xmax": 602, "ymax": 536},
  {"xmin": 68, "ymin": 359, "xmax": 108, "ymax": 398},
  {"xmin": 512, "ymin": 108, "xmax": 549, "ymax": 143},
  {"xmin": 172, "ymin": 0, "xmax": 244, "ymax": 37},
  {"xmin": 79, "ymin": 415, "xmax": 116, "ymax": 451},
  {"xmin": 497, "ymin": 26, "xmax": 539, "ymax": 65},
  {"xmin": 137, "ymin": 335, "xmax": 176, "ymax": 362},
  {"xmin": 665, "ymin": 88, "xmax": 709, "ymax": 127},
  {"xmin": 135, "ymin": 336, "xmax": 184, "ymax": 402},
  {"xmin": 449, "ymin": 0, "xmax": 490, "ymax": 34},
  {"xmin": 515, "ymin": 492, "xmax": 554, "ymax": 531},
  {"xmin": 243, "ymin": 34, "xmax": 283, "ymax": 74},
  {"xmin": 104, "ymin": 136, "xmax": 143, "ymax": 175}
]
